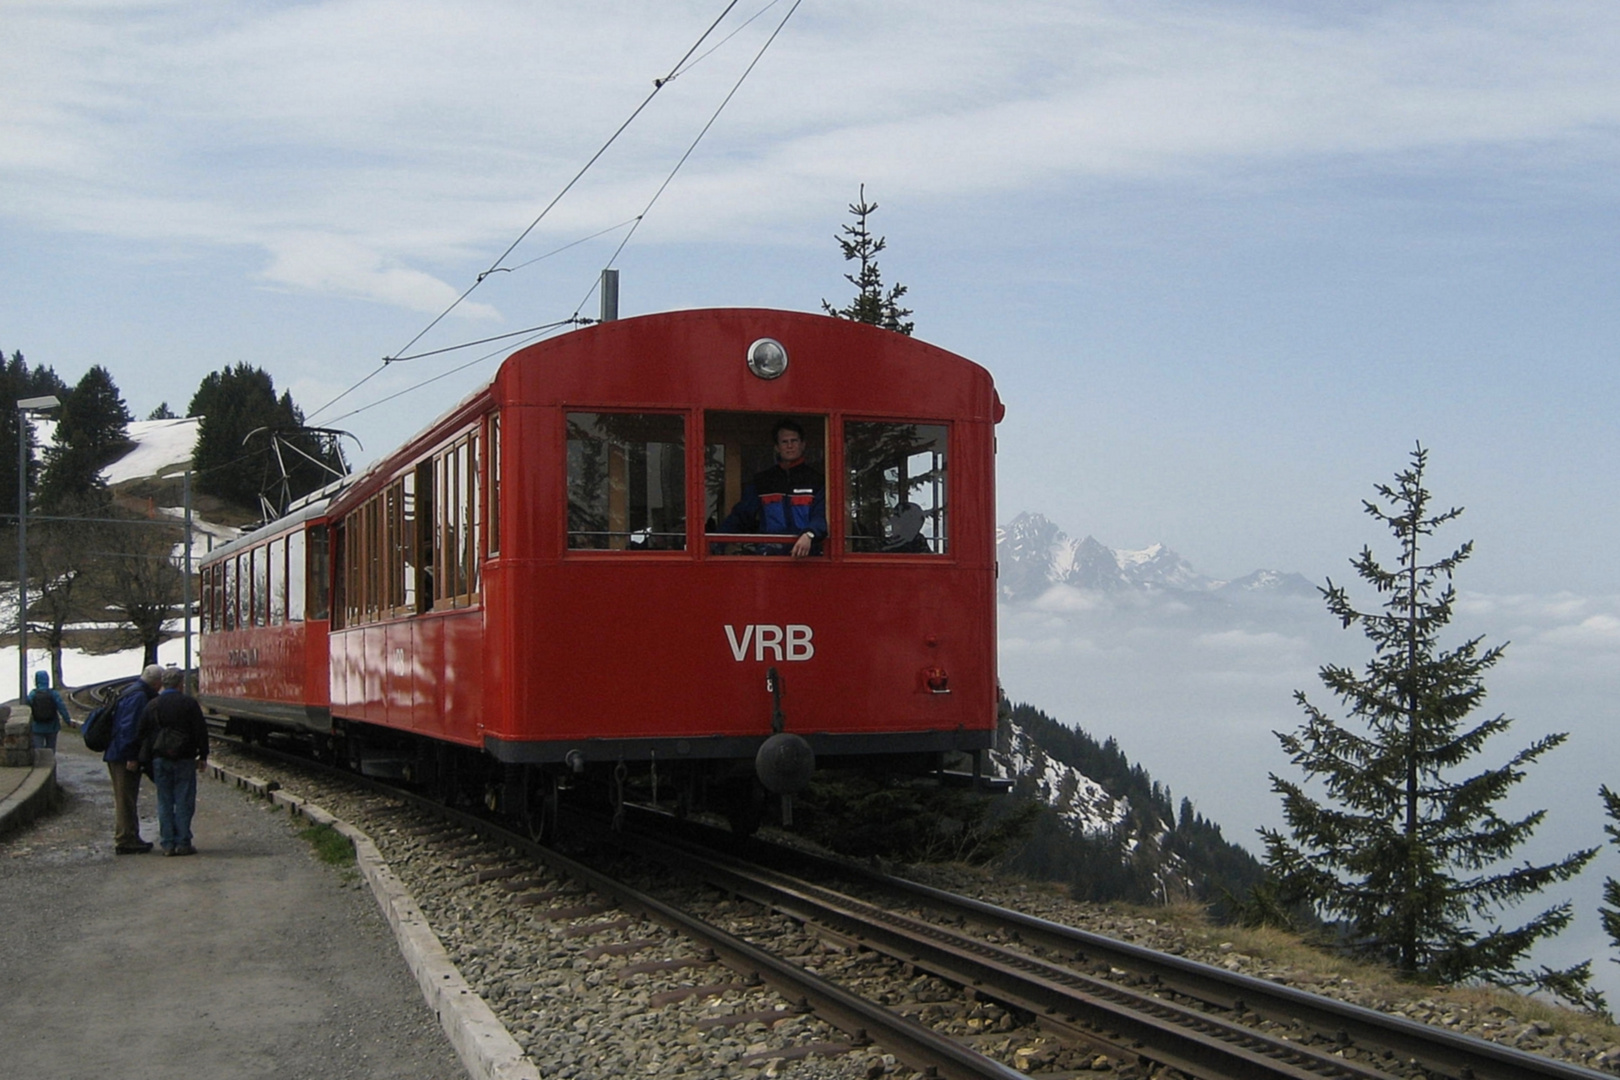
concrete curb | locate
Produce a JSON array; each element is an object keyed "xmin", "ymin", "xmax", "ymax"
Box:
[
  {"xmin": 209, "ymin": 763, "xmax": 540, "ymax": 1080},
  {"xmin": 0, "ymin": 753, "xmax": 61, "ymax": 839}
]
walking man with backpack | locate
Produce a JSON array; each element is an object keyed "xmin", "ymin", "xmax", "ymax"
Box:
[
  {"xmin": 26, "ymin": 670, "xmax": 70, "ymax": 750},
  {"xmin": 136, "ymin": 667, "xmax": 209, "ymax": 857},
  {"xmin": 105, "ymin": 664, "xmax": 163, "ymax": 855}
]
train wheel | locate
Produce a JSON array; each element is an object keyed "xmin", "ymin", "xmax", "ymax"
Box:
[
  {"xmin": 724, "ymin": 782, "xmax": 765, "ymax": 838},
  {"xmin": 523, "ymin": 771, "xmax": 559, "ymax": 844}
]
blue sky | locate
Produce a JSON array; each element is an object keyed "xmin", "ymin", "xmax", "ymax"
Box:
[
  {"xmin": 6, "ymin": 1, "xmax": 1619, "ymax": 588},
  {"xmin": 5, "ymin": 0, "xmax": 1620, "ymax": 992},
  {"xmin": 5, "ymin": 1, "xmax": 1617, "ymax": 593}
]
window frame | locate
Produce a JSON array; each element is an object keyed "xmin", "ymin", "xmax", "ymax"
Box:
[
  {"xmin": 840, "ymin": 416, "xmax": 953, "ymax": 559},
  {"xmin": 564, "ymin": 409, "xmax": 689, "ymax": 555}
]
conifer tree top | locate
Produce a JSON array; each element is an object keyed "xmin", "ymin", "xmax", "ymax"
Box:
[{"xmin": 821, "ymin": 184, "xmax": 915, "ymax": 335}]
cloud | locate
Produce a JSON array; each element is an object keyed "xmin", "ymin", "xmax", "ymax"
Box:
[
  {"xmin": 998, "ymin": 583, "xmax": 1620, "ymax": 853},
  {"xmin": 1030, "ymin": 584, "xmax": 1108, "ymax": 614},
  {"xmin": 7, "ymin": 1, "xmax": 1620, "ymax": 312},
  {"xmin": 1543, "ymin": 613, "xmax": 1620, "ymax": 646},
  {"xmin": 260, "ymin": 234, "xmax": 500, "ymax": 318}
]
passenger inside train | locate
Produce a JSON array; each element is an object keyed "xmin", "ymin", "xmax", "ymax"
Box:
[{"xmin": 717, "ymin": 418, "xmax": 827, "ymax": 557}]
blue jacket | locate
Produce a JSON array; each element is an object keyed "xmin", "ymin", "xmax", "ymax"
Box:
[
  {"xmin": 104, "ymin": 680, "xmax": 158, "ymax": 763},
  {"xmin": 27, "ymin": 673, "xmax": 70, "ymax": 734},
  {"xmin": 720, "ymin": 461, "xmax": 827, "ymax": 549}
]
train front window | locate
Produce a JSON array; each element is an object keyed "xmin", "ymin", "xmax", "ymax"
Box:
[
  {"xmin": 566, "ymin": 412, "xmax": 686, "ymax": 551},
  {"xmin": 845, "ymin": 421, "xmax": 949, "ymax": 555},
  {"xmin": 704, "ymin": 412, "xmax": 827, "ymax": 556}
]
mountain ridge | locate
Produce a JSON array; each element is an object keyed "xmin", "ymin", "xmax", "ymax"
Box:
[{"xmin": 996, "ymin": 511, "xmax": 1316, "ymax": 603}]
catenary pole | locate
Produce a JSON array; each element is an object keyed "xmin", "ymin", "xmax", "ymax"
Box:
[
  {"xmin": 15, "ymin": 395, "xmax": 60, "ymax": 699},
  {"xmin": 183, "ymin": 470, "xmax": 193, "ymax": 691}
]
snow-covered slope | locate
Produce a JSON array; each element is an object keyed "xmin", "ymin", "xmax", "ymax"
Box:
[{"xmin": 990, "ymin": 714, "xmax": 1130, "ymax": 836}]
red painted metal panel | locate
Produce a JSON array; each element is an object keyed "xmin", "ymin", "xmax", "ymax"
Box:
[
  {"xmin": 478, "ymin": 560, "xmax": 994, "ymax": 746},
  {"xmin": 198, "ymin": 621, "xmax": 320, "ymax": 705},
  {"xmin": 441, "ymin": 611, "xmax": 485, "ymax": 745}
]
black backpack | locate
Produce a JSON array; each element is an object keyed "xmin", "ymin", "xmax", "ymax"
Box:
[
  {"xmin": 81, "ymin": 702, "xmax": 116, "ymax": 752},
  {"xmin": 29, "ymin": 691, "xmax": 54, "ymax": 725}
]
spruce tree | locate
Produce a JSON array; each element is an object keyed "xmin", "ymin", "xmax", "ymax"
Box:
[
  {"xmin": 0, "ymin": 349, "xmax": 71, "ymax": 515},
  {"xmin": 1601, "ymin": 786, "xmax": 1620, "ymax": 965},
  {"xmin": 1261, "ymin": 445, "xmax": 1598, "ymax": 1001},
  {"xmin": 38, "ymin": 364, "xmax": 133, "ymax": 508},
  {"xmin": 189, "ymin": 363, "xmax": 344, "ymax": 515},
  {"xmin": 821, "ymin": 185, "xmax": 914, "ymax": 335}
]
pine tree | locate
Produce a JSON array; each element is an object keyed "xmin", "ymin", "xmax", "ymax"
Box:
[
  {"xmin": 1601, "ymin": 786, "xmax": 1620, "ymax": 965},
  {"xmin": 0, "ymin": 349, "xmax": 71, "ymax": 516},
  {"xmin": 1261, "ymin": 445, "xmax": 1599, "ymax": 1003},
  {"xmin": 821, "ymin": 185, "xmax": 914, "ymax": 335},
  {"xmin": 38, "ymin": 364, "xmax": 133, "ymax": 509},
  {"xmin": 189, "ymin": 363, "xmax": 344, "ymax": 515}
]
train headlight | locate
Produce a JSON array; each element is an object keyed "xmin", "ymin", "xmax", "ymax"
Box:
[{"xmin": 746, "ymin": 338, "xmax": 788, "ymax": 380}]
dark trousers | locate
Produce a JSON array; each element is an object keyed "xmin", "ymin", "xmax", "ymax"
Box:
[{"xmin": 107, "ymin": 762, "xmax": 143, "ymax": 847}]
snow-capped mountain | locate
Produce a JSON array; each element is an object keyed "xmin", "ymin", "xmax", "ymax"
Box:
[{"xmin": 996, "ymin": 512, "xmax": 1314, "ymax": 603}]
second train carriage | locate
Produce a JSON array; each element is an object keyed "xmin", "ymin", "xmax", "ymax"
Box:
[{"xmin": 200, "ymin": 307, "xmax": 1002, "ymax": 830}]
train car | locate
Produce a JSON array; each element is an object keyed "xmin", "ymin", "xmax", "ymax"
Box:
[
  {"xmin": 202, "ymin": 307, "xmax": 1002, "ymax": 834},
  {"xmin": 196, "ymin": 485, "xmax": 340, "ymax": 740}
]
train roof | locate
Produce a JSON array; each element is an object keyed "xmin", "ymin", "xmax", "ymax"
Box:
[
  {"xmin": 327, "ymin": 307, "xmax": 999, "ymax": 518},
  {"xmin": 198, "ymin": 482, "xmax": 345, "ymax": 566}
]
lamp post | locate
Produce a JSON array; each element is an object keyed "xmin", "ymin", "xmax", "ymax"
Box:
[{"xmin": 17, "ymin": 394, "xmax": 60, "ymax": 700}]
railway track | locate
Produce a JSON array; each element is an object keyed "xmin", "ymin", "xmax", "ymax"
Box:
[{"xmin": 215, "ymin": 736, "xmax": 1616, "ymax": 1080}]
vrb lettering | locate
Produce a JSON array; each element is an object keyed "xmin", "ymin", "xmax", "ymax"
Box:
[{"xmin": 724, "ymin": 624, "xmax": 814, "ymax": 662}]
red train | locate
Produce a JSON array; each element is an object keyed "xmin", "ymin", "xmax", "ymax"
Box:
[{"xmin": 198, "ymin": 308, "xmax": 1002, "ymax": 834}]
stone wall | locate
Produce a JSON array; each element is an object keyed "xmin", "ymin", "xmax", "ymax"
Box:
[{"xmin": 1, "ymin": 705, "xmax": 33, "ymax": 767}]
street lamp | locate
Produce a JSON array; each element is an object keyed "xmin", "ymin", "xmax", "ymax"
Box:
[{"xmin": 17, "ymin": 394, "xmax": 60, "ymax": 701}]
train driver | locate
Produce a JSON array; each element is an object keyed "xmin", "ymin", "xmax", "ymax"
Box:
[{"xmin": 719, "ymin": 419, "xmax": 827, "ymax": 557}]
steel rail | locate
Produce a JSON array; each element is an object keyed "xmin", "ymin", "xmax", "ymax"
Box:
[
  {"xmin": 644, "ymin": 815, "xmax": 1612, "ymax": 1080},
  {"xmin": 612, "ymin": 826, "xmax": 1413, "ymax": 1080}
]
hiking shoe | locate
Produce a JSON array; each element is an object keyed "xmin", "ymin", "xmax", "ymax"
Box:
[
  {"xmin": 162, "ymin": 846, "xmax": 175, "ymax": 856},
  {"xmin": 173, "ymin": 845, "xmax": 197, "ymax": 856},
  {"xmin": 115, "ymin": 845, "xmax": 151, "ymax": 855}
]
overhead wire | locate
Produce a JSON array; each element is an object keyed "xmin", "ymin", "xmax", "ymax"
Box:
[
  {"xmin": 381, "ymin": 0, "xmax": 743, "ymax": 363},
  {"xmin": 320, "ymin": 322, "xmax": 577, "ymax": 429},
  {"xmin": 572, "ymin": 0, "xmax": 804, "ymax": 320},
  {"xmin": 311, "ymin": 0, "xmax": 800, "ymax": 430},
  {"xmin": 305, "ymin": 1, "xmax": 742, "ymax": 427}
]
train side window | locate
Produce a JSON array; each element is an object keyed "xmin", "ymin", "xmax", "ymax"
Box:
[
  {"xmin": 383, "ymin": 479, "xmax": 408, "ymax": 615},
  {"xmin": 415, "ymin": 462, "xmax": 433, "ymax": 612},
  {"xmin": 268, "ymin": 537, "xmax": 286, "ymax": 626},
  {"xmin": 224, "ymin": 556, "xmax": 238, "ymax": 631},
  {"xmin": 487, "ymin": 412, "xmax": 501, "ymax": 557},
  {"xmin": 288, "ymin": 529, "xmax": 307, "ymax": 621},
  {"xmin": 251, "ymin": 546, "xmax": 268, "ymax": 626},
  {"xmin": 844, "ymin": 421, "xmax": 949, "ymax": 555},
  {"xmin": 428, "ymin": 430, "xmax": 480, "ymax": 607},
  {"xmin": 306, "ymin": 524, "xmax": 329, "ymax": 621},
  {"xmin": 566, "ymin": 412, "xmax": 685, "ymax": 551},
  {"xmin": 331, "ymin": 523, "xmax": 348, "ymax": 629},
  {"xmin": 199, "ymin": 565, "xmax": 211, "ymax": 633}
]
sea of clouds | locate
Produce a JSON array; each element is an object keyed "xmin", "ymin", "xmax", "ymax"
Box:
[{"xmin": 1000, "ymin": 583, "xmax": 1620, "ymax": 999}]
